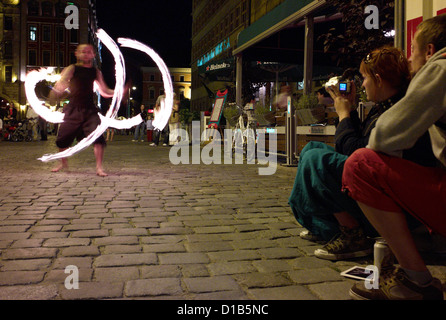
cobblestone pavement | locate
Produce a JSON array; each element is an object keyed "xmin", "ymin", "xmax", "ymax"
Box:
[{"xmin": 0, "ymin": 135, "xmax": 445, "ymax": 300}]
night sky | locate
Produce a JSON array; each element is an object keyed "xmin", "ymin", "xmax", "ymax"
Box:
[{"xmin": 94, "ymin": 0, "xmax": 192, "ymax": 100}]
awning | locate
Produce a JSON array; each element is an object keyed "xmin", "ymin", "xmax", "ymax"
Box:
[{"xmin": 233, "ymin": 0, "xmax": 327, "ymax": 55}]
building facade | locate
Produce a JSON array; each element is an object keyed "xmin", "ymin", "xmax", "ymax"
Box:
[
  {"xmin": 0, "ymin": 0, "xmax": 98, "ymax": 115},
  {"xmin": 141, "ymin": 66, "xmax": 191, "ymax": 110},
  {"xmin": 191, "ymin": 0, "xmax": 283, "ymax": 111}
]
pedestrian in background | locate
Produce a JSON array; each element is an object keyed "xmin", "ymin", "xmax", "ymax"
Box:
[{"xmin": 133, "ymin": 104, "xmax": 148, "ymax": 142}]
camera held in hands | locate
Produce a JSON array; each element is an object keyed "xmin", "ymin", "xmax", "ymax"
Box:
[{"xmin": 325, "ymin": 76, "xmax": 351, "ymax": 94}]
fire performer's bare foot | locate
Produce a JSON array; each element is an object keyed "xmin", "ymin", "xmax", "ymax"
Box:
[
  {"xmin": 51, "ymin": 160, "xmax": 68, "ymax": 172},
  {"xmin": 96, "ymin": 167, "xmax": 108, "ymax": 177}
]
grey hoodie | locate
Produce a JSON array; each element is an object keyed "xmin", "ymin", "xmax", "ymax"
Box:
[{"xmin": 367, "ymin": 47, "xmax": 446, "ymax": 168}]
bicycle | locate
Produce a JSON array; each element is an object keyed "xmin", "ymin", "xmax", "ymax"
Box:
[{"xmin": 228, "ymin": 104, "xmax": 257, "ymax": 162}]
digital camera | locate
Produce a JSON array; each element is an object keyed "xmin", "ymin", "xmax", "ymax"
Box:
[{"xmin": 325, "ymin": 76, "xmax": 351, "ymax": 94}]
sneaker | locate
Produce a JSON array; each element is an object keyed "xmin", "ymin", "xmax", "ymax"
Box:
[
  {"xmin": 132, "ymin": 139, "xmax": 137, "ymax": 142},
  {"xmin": 140, "ymin": 140, "xmax": 145, "ymax": 142},
  {"xmin": 314, "ymin": 226, "xmax": 374, "ymax": 260},
  {"xmin": 350, "ymin": 267, "xmax": 444, "ymax": 300},
  {"xmin": 162, "ymin": 143, "xmax": 168, "ymax": 146},
  {"xmin": 149, "ymin": 143, "xmax": 157, "ymax": 147},
  {"xmin": 299, "ymin": 230, "xmax": 322, "ymax": 241}
]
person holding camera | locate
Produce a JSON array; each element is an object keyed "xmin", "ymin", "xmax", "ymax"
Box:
[
  {"xmin": 288, "ymin": 46, "xmax": 436, "ymax": 261},
  {"xmin": 342, "ymin": 14, "xmax": 446, "ymax": 300}
]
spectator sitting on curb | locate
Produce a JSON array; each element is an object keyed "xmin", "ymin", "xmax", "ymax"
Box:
[{"xmin": 342, "ymin": 14, "xmax": 446, "ymax": 300}]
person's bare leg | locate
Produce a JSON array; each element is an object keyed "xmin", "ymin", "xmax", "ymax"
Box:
[
  {"xmin": 334, "ymin": 211, "xmax": 360, "ymax": 229},
  {"xmin": 51, "ymin": 148, "xmax": 68, "ymax": 172},
  {"xmin": 94, "ymin": 143, "xmax": 107, "ymax": 177},
  {"xmin": 357, "ymin": 201, "xmax": 427, "ymax": 272}
]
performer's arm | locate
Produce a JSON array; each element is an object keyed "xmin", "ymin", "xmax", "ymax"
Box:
[
  {"xmin": 95, "ymin": 70, "xmax": 115, "ymax": 98},
  {"xmin": 49, "ymin": 65, "xmax": 74, "ymax": 104}
]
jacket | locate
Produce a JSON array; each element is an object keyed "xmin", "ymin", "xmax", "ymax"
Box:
[{"xmin": 367, "ymin": 47, "xmax": 446, "ymax": 168}]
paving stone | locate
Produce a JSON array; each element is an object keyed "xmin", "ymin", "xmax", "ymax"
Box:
[
  {"xmin": 94, "ymin": 253, "xmax": 157, "ymax": 267},
  {"xmin": 307, "ymin": 281, "xmax": 354, "ymax": 300},
  {"xmin": 94, "ymin": 236, "xmax": 139, "ymax": 246},
  {"xmin": 94, "ymin": 267, "xmax": 140, "ymax": 282},
  {"xmin": 207, "ymin": 261, "xmax": 257, "ymax": 276},
  {"xmin": 0, "ymin": 285, "xmax": 59, "ymax": 300},
  {"xmin": 43, "ymin": 238, "xmax": 91, "ymax": 247},
  {"xmin": 183, "ymin": 276, "xmax": 241, "ymax": 293},
  {"xmin": 0, "ymin": 271, "xmax": 45, "ymax": 285},
  {"xmin": 288, "ymin": 267, "xmax": 343, "ymax": 284},
  {"xmin": 233, "ymin": 272, "xmax": 293, "ymax": 288},
  {"xmin": 125, "ymin": 278, "xmax": 183, "ymax": 297},
  {"xmin": 207, "ymin": 250, "xmax": 260, "ymax": 262},
  {"xmin": 159, "ymin": 252, "xmax": 209, "ymax": 264},
  {"xmin": 1, "ymin": 259, "xmax": 52, "ymax": 271},
  {"xmin": 2, "ymin": 248, "xmax": 58, "ymax": 260},
  {"xmin": 60, "ymin": 281, "xmax": 124, "ymax": 300},
  {"xmin": 247, "ymin": 285, "xmax": 319, "ymax": 300},
  {"xmin": 60, "ymin": 246, "xmax": 100, "ymax": 257}
]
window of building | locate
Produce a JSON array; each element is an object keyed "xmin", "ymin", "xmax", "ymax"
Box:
[
  {"xmin": 42, "ymin": 1, "xmax": 53, "ymax": 17},
  {"xmin": 56, "ymin": 52, "xmax": 64, "ymax": 67},
  {"xmin": 29, "ymin": 25, "xmax": 37, "ymax": 41},
  {"xmin": 4, "ymin": 42, "xmax": 13, "ymax": 59},
  {"xmin": 4, "ymin": 16, "xmax": 13, "ymax": 31},
  {"xmin": 149, "ymin": 89, "xmax": 155, "ymax": 99},
  {"xmin": 180, "ymin": 75, "xmax": 185, "ymax": 82},
  {"xmin": 70, "ymin": 29, "xmax": 79, "ymax": 43},
  {"xmin": 55, "ymin": 2, "xmax": 64, "ymax": 17},
  {"xmin": 43, "ymin": 51, "xmax": 51, "ymax": 66},
  {"xmin": 150, "ymin": 74, "xmax": 155, "ymax": 81},
  {"xmin": 28, "ymin": 50, "xmax": 37, "ymax": 65},
  {"xmin": 70, "ymin": 52, "xmax": 77, "ymax": 64},
  {"xmin": 5, "ymin": 66, "xmax": 13, "ymax": 83},
  {"xmin": 28, "ymin": 0, "xmax": 40, "ymax": 16},
  {"xmin": 56, "ymin": 27, "xmax": 64, "ymax": 42},
  {"xmin": 179, "ymin": 87, "xmax": 185, "ymax": 100},
  {"xmin": 43, "ymin": 25, "xmax": 51, "ymax": 42}
]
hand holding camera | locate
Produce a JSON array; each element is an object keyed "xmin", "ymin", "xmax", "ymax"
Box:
[{"xmin": 325, "ymin": 76, "xmax": 357, "ymax": 121}]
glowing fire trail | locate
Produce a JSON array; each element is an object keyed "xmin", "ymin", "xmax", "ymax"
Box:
[{"xmin": 118, "ymin": 38, "xmax": 174, "ymax": 131}]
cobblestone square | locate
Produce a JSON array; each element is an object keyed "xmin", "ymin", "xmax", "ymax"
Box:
[{"xmin": 0, "ymin": 135, "xmax": 444, "ymax": 300}]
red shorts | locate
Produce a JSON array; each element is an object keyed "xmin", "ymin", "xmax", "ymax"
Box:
[{"xmin": 342, "ymin": 148, "xmax": 446, "ymax": 237}]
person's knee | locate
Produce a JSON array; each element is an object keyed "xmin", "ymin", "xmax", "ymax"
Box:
[
  {"xmin": 301, "ymin": 141, "xmax": 326, "ymax": 155},
  {"xmin": 343, "ymin": 148, "xmax": 379, "ymax": 185}
]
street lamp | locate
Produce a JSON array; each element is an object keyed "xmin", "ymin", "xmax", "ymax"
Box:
[{"xmin": 127, "ymin": 86, "xmax": 137, "ymax": 118}]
